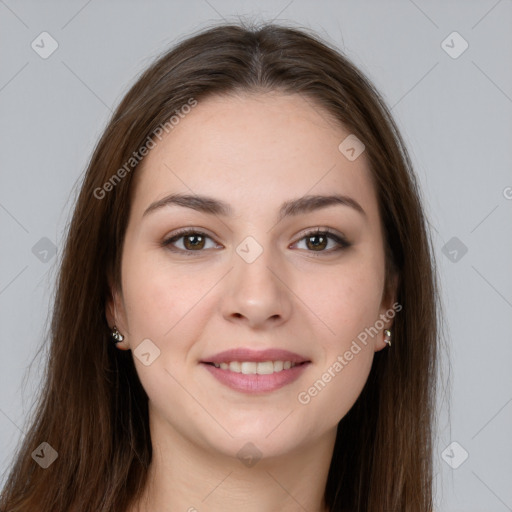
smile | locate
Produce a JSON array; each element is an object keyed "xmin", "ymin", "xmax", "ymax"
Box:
[
  {"xmin": 208, "ymin": 360, "xmax": 299, "ymax": 374},
  {"xmin": 201, "ymin": 361, "xmax": 310, "ymax": 393}
]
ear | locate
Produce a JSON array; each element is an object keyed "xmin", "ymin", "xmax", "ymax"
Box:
[
  {"xmin": 375, "ymin": 271, "xmax": 400, "ymax": 352},
  {"xmin": 106, "ymin": 281, "xmax": 130, "ymax": 350}
]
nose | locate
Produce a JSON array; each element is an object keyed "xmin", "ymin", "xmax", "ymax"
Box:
[{"xmin": 221, "ymin": 241, "xmax": 293, "ymax": 330}]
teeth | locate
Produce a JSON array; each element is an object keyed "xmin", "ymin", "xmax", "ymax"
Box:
[
  {"xmin": 241, "ymin": 362, "xmax": 257, "ymax": 374},
  {"xmin": 211, "ymin": 361, "xmax": 298, "ymax": 374},
  {"xmin": 255, "ymin": 361, "xmax": 274, "ymax": 375},
  {"xmin": 229, "ymin": 361, "xmax": 241, "ymax": 372}
]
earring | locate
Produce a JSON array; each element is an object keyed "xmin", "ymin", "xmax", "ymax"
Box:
[
  {"xmin": 111, "ymin": 325, "xmax": 124, "ymax": 343},
  {"xmin": 383, "ymin": 329, "xmax": 392, "ymax": 347}
]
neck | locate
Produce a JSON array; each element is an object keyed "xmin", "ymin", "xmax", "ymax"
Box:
[{"xmin": 129, "ymin": 407, "xmax": 335, "ymax": 512}]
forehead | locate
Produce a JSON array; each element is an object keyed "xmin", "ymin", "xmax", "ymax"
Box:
[{"xmin": 132, "ymin": 92, "xmax": 379, "ymax": 221}]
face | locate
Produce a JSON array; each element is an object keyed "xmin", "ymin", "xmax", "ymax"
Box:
[{"xmin": 108, "ymin": 92, "xmax": 396, "ymax": 461}]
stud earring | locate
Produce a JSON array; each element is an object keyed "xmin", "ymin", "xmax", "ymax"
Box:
[
  {"xmin": 383, "ymin": 329, "xmax": 392, "ymax": 347},
  {"xmin": 111, "ymin": 325, "xmax": 124, "ymax": 343}
]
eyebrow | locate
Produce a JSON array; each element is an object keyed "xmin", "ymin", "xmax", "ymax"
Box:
[{"xmin": 142, "ymin": 193, "xmax": 366, "ymax": 221}]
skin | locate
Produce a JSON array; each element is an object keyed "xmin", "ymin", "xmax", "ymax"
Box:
[{"xmin": 107, "ymin": 91, "xmax": 397, "ymax": 512}]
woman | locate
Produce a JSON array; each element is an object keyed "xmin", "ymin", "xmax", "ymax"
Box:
[{"xmin": 1, "ymin": 22, "xmax": 439, "ymax": 512}]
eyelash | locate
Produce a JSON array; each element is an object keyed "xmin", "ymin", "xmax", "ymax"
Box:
[{"xmin": 161, "ymin": 227, "xmax": 350, "ymax": 256}]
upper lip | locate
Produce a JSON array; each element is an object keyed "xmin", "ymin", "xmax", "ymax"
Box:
[{"xmin": 201, "ymin": 348, "xmax": 311, "ymax": 364}]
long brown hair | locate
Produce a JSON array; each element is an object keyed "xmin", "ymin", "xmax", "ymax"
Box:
[{"xmin": 1, "ymin": 21, "xmax": 440, "ymax": 511}]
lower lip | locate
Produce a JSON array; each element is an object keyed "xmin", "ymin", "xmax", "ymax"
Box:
[{"xmin": 201, "ymin": 362, "xmax": 310, "ymax": 393}]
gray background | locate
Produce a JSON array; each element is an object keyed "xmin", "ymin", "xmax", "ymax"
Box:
[{"xmin": 1, "ymin": 1, "xmax": 511, "ymax": 510}]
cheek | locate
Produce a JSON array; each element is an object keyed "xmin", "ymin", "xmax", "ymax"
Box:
[
  {"xmin": 297, "ymin": 253, "xmax": 384, "ymax": 422},
  {"xmin": 121, "ymin": 250, "xmax": 215, "ymax": 339},
  {"xmin": 297, "ymin": 346, "xmax": 374, "ymax": 429},
  {"xmin": 121, "ymin": 255, "xmax": 203, "ymax": 413},
  {"xmin": 294, "ymin": 277, "xmax": 376, "ymax": 428},
  {"xmin": 300, "ymin": 256, "xmax": 385, "ymax": 347}
]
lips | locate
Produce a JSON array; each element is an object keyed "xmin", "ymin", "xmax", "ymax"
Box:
[
  {"xmin": 200, "ymin": 348, "xmax": 311, "ymax": 393},
  {"xmin": 201, "ymin": 348, "xmax": 310, "ymax": 365}
]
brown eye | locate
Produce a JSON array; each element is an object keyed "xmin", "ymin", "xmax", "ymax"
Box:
[
  {"xmin": 182, "ymin": 233, "xmax": 206, "ymax": 250},
  {"xmin": 305, "ymin": 233, "xmax": 329, "ymax": 251},
  {"xmin": 294, "ymin": 229, "xmax": 350, "ymax": 254},
  {"xmin": 162, "ymin": 229, "xmax": 219, "ymax": 254}
]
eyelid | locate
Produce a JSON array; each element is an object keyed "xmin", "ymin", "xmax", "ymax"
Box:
[{"xmin": 292, "ymin": 226, "xmax": 348, "ymax": 244}]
